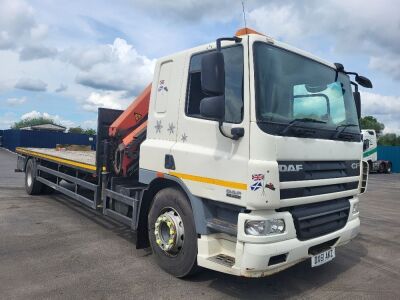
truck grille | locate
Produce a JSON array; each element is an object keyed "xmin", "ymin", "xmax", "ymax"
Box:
[
  {"xmin": 280, "ymin": 182, "xmax": 359, "ymax": 199},
  {"xmin": 278, "ymin": 160, "xmax": 360, "ymax": 182},
  {"xmin": 280, "ymin": 198, "xmax": 350, "ymax": 240},
  {"xmin": 278, "ymin": 160, "xmax": 360, "ymax": 202}
]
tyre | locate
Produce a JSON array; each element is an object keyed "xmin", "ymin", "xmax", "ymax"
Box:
[
  {"xmin": 25, "ymin": 159, "xmax": 43, "ymax": 195},
  {"xmin": 148, "ymin": 187, "xmax": 199, "ymax": 278},
  {"xmin": 41, "ymin": 184, "xmax": 55, "ymax": 194},
  {"xmin": 385, "ymin": 163, "xmax": 392, "ymax": 174},
  {"xmin": 378, "ymin": 162, "xmax": 385, "ymax": 173}
]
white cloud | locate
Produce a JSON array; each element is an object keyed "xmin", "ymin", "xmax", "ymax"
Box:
[
  {"xmin": 82, "ymin": 90, "xmax": 131, "ymax": 112},
  {"xmin": 82, "ymin": 119, "xmax": 97, "ymax": 129},
  {"xmin": 247, "ymin": 0, "xmax": 400, "ymax": 81},
  {"xmin": 0, "ymin": 0, "xmax": 47, "ymax": 50},
  {"xmin": 361, "ymin": 91, "xmax": 400, "ymax": 134},
  {"xmin": 133, "ymin": 0, "xmax": 239, "ymax": 23},
  {"xmin": 21, "ymin": 110, "xmax": 75, "ymax": 128},
  {"xmin": 6, "ymin": 96, "xmax": 26, "ymax": 106},
  {"xmin": 15, "ymin": 77, "xmax": 47, "ymax": 91},
  {"xmin": 0, "ymin": 112, "xmax": 16, "ymax": 129},
  {"xmin": 54, "ymin": 83, "xmax": 68, "ymax": 93},
  {"xmin": 19, "ymin": 45, "xmax": 57, "ymax": 61},
  {"xmin": 247, "ymin": 4, "xmax": 303, "ymax": 41},
  {"xmin": 72, "ymin": 38, "xmax": 155, "ymax": 93},
  {"xmin": 369, "ymin": 55, "xmax": 400, "ymax": 81},
  {"xmin": 62, "ymin": 45, "xmax": 111, "ymax": 71}
]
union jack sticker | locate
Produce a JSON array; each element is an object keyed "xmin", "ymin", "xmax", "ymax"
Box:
[{"xmin": 251, "ymin": 174, "xmax": 264, "ymax": 191}]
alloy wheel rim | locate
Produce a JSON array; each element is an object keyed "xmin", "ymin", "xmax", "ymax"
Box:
[{"xmin": 154, "ymin": 208, "xmax": 184, "ymax": 256}]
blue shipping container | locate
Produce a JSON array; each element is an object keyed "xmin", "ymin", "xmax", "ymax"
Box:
[
  {"xmin": 378, "ymin": 146, "xmax": 400, "ymax": 173},
  {"xmin": 1, "ymin": 129, "xmax": 96, "ymax": 152}
]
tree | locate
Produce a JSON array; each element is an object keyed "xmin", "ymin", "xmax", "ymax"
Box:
[
  {"xmin": 83, "ymin": 128, "xmax": 96, "ymax": 135},
  {"xmin": 378, "ymin": 133, "xmax": 400, "ymax": 146},
  {"xmin": 68, "ymin": 127, "xmax": 96, "ymax": 135},
  {"xmin": 68, "ymin": 126, "xmax": 84, "ymax": 134},
  {"xmin": 12, "ymin": 117, "xmax": 59, "ymax": 129},
  {"xmin": 360, "ymin": 116, "xmax": 385, "ymax": 135}
]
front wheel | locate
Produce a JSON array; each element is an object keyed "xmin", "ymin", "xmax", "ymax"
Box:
[{"xmin": 148, "ymin": 187, "xmax": 199, "ymax": 278}]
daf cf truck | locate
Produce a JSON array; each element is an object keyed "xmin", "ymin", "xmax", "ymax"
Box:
[
  {"xmin": 15, "ymin": 28, "xmax": 371, "ymax": 278},
  {"xmin": 362, "ymin": 129, "xmax": 392, "ymax": 173}
]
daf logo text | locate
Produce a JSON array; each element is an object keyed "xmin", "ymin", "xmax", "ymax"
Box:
[{"xmin": 279, "ymin": 164, "xmax": 303, "ymax": 172}]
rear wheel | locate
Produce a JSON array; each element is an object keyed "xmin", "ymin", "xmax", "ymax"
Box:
[
  {"xmin": 41, "ymin": 184, "xmax": 55, "ymax": 194},
  {"xmin": 148, "ymin": 187, "xmax": 199, "ymax": 278},
  {"xmin": 385, "ymin": 162, "xmax": 392, "ymax": 174},
  {"xmin": 25, "ymin": 159, "xmax": 43, "ymax": 195},
  {"xmin": 379, "ymin": 162, "xmax": 385, "ymax": 173}
]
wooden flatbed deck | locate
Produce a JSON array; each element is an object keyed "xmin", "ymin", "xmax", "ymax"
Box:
[{"xmin": 16, "ymin": 147, "xmax": 97, "ymax": 172}]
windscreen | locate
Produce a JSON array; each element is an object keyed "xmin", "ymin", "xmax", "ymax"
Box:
[{"xmin": 253, "ymin": 42, "xmax": 360, "ymax": 141}]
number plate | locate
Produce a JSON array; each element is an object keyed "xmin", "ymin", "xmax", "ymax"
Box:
[{"xmin": 311, "ymin": 248, "xmax": 335, "ymax": 267}]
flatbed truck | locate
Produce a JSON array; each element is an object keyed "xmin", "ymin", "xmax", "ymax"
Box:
[{"xmin": 16, "ymin": 28, "xmax": 371, "ymax": 278}]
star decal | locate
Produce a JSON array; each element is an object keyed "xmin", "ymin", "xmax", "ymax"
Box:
[
  {"xmin": 181, "ymin": 133, "xmax": 188, "ymax": 143},
  {"xmin": 167, "ymin": 123, "xmax": 175, "ymax": 135},
  {"xmin": 155, "ymin": 120, "xmax": 163, "ymax": 133}
]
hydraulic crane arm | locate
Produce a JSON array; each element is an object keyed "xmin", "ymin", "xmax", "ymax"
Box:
[
  {"xmin": 108, "ymin": 84, "xmax": 151, "ymax": 176},
  {"xmin": 109, "ymin": 84, "xmax": 151, "ymax": 138}
]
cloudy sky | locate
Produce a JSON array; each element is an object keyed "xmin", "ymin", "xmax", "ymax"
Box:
[{"xmin": 1, "ymin": 0, "xmax": 399, "ymax": 132}]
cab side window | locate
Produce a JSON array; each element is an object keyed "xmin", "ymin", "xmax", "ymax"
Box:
[{"xmin": 186, "ymin": 45, "xmax": 244, "ymax": 123}]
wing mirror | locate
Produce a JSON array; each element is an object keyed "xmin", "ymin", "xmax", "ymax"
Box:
[
  {"xmin": 355, "ymin": 75, "xmax": 373, "ymax": 88},
  {"xmin": 199, "ymin": 52, "xmax": 225, "ymax": 120}
]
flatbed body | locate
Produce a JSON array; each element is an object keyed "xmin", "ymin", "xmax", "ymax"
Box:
[
  {"xmin": 16, "ymin": 147, "xmax": 97, "ymax": 173},
  {"xmin": 16, "ymin": 144, "xmax": 145, "ymax": 234}
]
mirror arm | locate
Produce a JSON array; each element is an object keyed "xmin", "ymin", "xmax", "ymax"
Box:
[
  {"xmin": 216, "ymin": 37, "xmax": 242, "ymax": 51},
  {"xmin": 345, "ymin": 71, "xmax": 358, "ymax": 76},
  {"xmin": 351, "ymin": 81, "xmax": 359, "ymax": 92},
  {"xmin": 218, "ymin": 121, "xmax": 233, "ymax": 139}
]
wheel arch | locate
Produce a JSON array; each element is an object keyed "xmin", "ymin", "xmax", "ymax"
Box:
[{"xmin": 136, "ymin": 171, "xmax": 209, "ymax": 249}]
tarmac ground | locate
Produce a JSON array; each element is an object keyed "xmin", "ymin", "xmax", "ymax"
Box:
[{"xmin": 0, "ymin": 148, "xmax": 399, "ymax": 299}]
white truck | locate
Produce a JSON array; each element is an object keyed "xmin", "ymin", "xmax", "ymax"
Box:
[
  {"xmin": 362, "ymin": 129, "xmax": 392, "ymax": 173},
  {"xmin": 15, "ymin": 28, "xmax": 371, "ymax": 278}
]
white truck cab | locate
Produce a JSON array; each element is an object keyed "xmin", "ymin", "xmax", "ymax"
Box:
[
  {"xmin": 138, "ymin": 29, "xmax": 369, "ymax": 277},
  {"xmin": 362, "ymin": 129, "xmax": 392, "ymax": 173}
]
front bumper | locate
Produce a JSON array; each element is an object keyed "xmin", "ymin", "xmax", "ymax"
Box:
[
  {"xmin": 238, "ymin": 216, "xmax": 360, "ymax": 277},
  {"xmin": 197, "ymin": 207, "xmax": 360, "ymax": 278}
]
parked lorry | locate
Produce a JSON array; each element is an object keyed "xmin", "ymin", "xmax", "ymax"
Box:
[
  {"xmin": 362, "ymin": 129, "xmax": 392, "ymax": 173},
  {"xmin": 15, "ymin": 28, "xmax": 371, "ymax": 278}
]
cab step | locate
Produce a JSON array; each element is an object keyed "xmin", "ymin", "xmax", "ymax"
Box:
[{"xmin": 207, "ymin": 254, "xmax": 235, "ymax": 268}]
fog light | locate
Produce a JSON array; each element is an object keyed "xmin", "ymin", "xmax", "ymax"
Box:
[
  {"xmin": 245, "ymin": 219, "xmax": 285, "ymax": 236},
  {"xmin": 352, "ymin": 203, "xmax": 359, "ymax": 214}
]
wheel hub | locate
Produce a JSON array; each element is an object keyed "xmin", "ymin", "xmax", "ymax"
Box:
[{"xmin": 154, "ymin": 209, "xmax": 184, "ymax": 255}]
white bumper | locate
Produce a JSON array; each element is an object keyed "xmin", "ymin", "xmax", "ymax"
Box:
[
  {"xmin": 238, "ymin": 217, "xmax": 360, "ymax": 277},
  {"xmin": 197, "ymin": 201, "xmax": 360, "ymax": 277}
]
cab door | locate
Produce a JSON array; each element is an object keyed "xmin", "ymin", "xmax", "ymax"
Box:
[{"xmin": 170, "ymin": 39, "xmax": 250, "ymax": 206}]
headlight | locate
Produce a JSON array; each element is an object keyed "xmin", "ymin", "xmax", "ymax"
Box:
[{"xmin": 245, "ymin": 219, "xmax": 286, "ymax": 236}]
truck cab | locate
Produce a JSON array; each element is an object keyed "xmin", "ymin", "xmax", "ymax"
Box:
[
  {"xmin": 362, "ymin": 129, "xmax": 392, "ymax": 173},
  {"xmin": 139, "ymin": 29, "xmax": 369, "ymax": 276}
]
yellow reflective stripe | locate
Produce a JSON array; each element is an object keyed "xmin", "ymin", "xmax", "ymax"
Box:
[
  {"xmin": 169, "ymin": 171, "xmax": 247, "ymax": 190},
  {"xmin": 16, "ymin": 147, "xmax": 97, "ymax": 172}
]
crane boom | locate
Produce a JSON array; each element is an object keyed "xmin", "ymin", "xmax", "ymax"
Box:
[
  {"xmin": 108, "ymin": 84, "xmax": 151, "ymax": 176},
  {"xmin": 109, "ymin": 84, "xmax": 151, "ymax": 138}
]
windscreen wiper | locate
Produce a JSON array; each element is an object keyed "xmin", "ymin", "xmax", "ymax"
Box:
[
  {"xmin": 281, "ymin": 118, "xmax": 327, "ymax": 135},
  {"xmin": 332, "ymin": 123, "xmax": 358, "ymax": 139}
]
